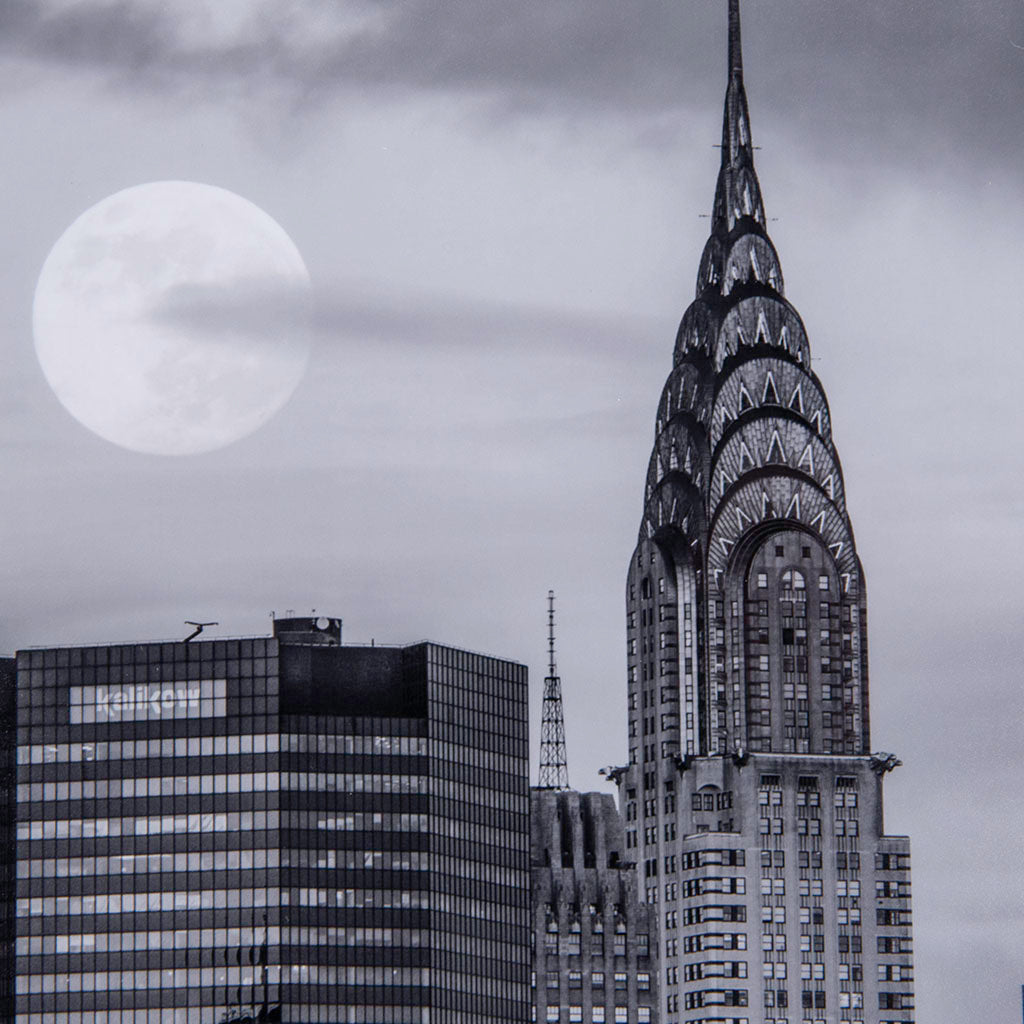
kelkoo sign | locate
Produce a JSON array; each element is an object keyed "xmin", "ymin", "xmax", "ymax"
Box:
[{"xmin": 69, "ymin": 679, "xmax": 227, "ymax": 723}]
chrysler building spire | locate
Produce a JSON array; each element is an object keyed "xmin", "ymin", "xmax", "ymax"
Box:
[
  {"xmin": 642, "ymin": 0, "xmax": 864, "ymax": 758},
  {"xmin": 712, "ymin": 0, "xmax": 766, "ymax": 239},
  {"xmin": 616, "ymin": 4, "xmax": 914, "ymax": 1019}
]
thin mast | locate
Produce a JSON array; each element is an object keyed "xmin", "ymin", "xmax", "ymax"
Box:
[{"xmin": 538, "ymin": 590, "xmax": 570, "ymax": 790}]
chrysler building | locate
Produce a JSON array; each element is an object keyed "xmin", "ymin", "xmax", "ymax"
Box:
[{"xmin": 615, "ymin": 3, "xmax": 915, "ymax": 1022}]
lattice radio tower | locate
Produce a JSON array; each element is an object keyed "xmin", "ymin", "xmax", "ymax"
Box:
[{"xmin": 538, "ymin": 590, "xmax": 570, "ymax": 790}]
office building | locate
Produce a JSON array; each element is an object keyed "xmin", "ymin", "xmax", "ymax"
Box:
[
  {"xmin": 617, "ymin": 3, "xmax": 914, "ymax": 1022},
  {"xmin": 14, "ymin": 617, "xmax": 531, "ymax": 1024},
  {"xmin": 530, "ymin": 595, "xmax": 659, "ymax": 1024}
]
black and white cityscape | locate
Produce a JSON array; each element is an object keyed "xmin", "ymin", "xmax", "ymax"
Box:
[{"xmin": 2, "ymin": 2, "xmax": 1022, "ymax": 1023}]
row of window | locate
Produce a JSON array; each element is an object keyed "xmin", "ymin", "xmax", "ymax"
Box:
[
  {"xmin": 758, "ymin": 790, "xmax": 859, "ymax": 807},
  {"xmin": 541, "ymin": 936, "xmax": 629, "ymax": 956},
  {"xmin": 16, "ymin": 925, "xmax": 429, "ymax": 956},
  {"xmin": 754, "ymin": 570, "xmax": 832, "ymax": 591},
  {"xmin": 758, "ymin": 817, "xmax": 860, "ymax": 836},
  {"xmin": 18, "ymin": 811, "xmax": 280, "ymax": 841},
  {"xmin": 18, "ymin": 887, "xmax": 280, "ymax": 918},
  {"xmin": 19, "ymin": 885, "xmax": 520, "ymax": 920},
  {"xmin": 17, "ymin": 733, "xmax": 428, "ymax": 765},
  {"xmin": 18, "ymin": 963, "xmax": 428, "ymax": 994},
  {"xmin": 18, "ymin": 1008, "xmax": 429, "ymax": 1024},
  {"xmin": 541, "ymin": 1008, "xmax": 650, "ymax": 1023},
  {"xmin": 681, "ymin": 933, "xmax": 747, "ymax": 953},
  {"xmin": 17, "ymin": 772, "xmax": 427, "ymax": 803},
  {"xmin": 760, "ymin": 878, "xmax": 857, "ymax": 897},
  {"xmin": 543, "ymin": 971, "xmax": 650, "ymax": 990},
  {"xmin": 292, "ymin": 887, "xmax": 429, "ymax": 909},
  {"xmin": 19, "ymin": 849, "xmax": 279, "ymax": 878}
]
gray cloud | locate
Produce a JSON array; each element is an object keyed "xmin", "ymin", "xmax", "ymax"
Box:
[
  {"xmin": 155, "ymin": 278, "xmax": 661, "ymax": 359},
  {"xmin": 2, "ymin": 1, "xmax": 1023, "ymax": 172}
]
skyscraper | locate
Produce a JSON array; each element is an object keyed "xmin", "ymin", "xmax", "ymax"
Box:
[
  {"xmin": 617, "ymin": 4, "xmax": 914, "ymax": 1022},
  {"xmin": 13, "ymin": 618, "xmax": 531, "ymax": 1024}
]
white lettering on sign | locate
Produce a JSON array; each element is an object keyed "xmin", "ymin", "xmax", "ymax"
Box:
[{"xmin": 69, "ymin": 679, "xmax": 227, "ymax": 724}]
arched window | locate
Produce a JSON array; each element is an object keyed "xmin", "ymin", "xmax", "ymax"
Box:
[{"xmin": 781, "ymin": 569, "xmax": 805, "ymax": 592}]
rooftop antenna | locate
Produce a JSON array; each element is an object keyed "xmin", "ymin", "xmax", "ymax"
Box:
[
  {"xmin": 538, "ymin": 590, "xmax": 570, "ymax": 790},
  {"xmin": 183, "ymin": 621, "xmax": 217, "ymax": 643}
]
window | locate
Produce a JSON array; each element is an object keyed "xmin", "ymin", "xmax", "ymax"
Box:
[
  {"xmin": 592, "ymin": 1010, "xmax": 605, "ymax": 1023},
  {"xmin": 592, "ymin": 972, "xmax": 605, "ymax": 989},
  {"xmin": 757, "ymin": 572, "xmax": 769, "ymax": 588},
  {"xmin": 546, "ymin": 1008, "xmax": 560, "ymax": 1023},
  {"xmin": 569, "ymin": 1008, "xmax": 583, "ymax": 1023},
  {"xmin": 782, "ymin": 569, "xmax": 806, "ymax": 590},
  {"xmin": 614, "ymin": 972, "xmax": 628, "ymax": 990},
  {"xmin": 819, "ymin": 574, "xmax": 830, "ymax": 590}
]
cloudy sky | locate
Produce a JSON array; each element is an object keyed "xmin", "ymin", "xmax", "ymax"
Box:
[{"xmin": 1, "ymin": 0, "xmax": 1022, "ymax": 1018}]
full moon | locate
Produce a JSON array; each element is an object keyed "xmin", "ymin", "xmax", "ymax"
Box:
[{"xmin": 33, "ymin": 181, "xmax": 311, "ymax": 455}]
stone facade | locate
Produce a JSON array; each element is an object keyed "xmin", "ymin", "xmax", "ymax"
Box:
[{"xmin": 531, "ymin": 790, "xmax": 659, "ymax": 1024}]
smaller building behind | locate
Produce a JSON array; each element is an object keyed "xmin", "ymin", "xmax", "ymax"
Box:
[{"xmin": 531, "ymin": 789, "xmax": 658, "ymax": 1024}]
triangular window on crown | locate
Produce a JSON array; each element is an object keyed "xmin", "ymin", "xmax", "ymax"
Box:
[
  {"xmin": 762, "ymin": 371, "xmax": 780, "ymax": 405},
  {"xmin": 756, "ymin": 310, "xmax": 770, "ymax": 346},
  {"xmin": 669, "ymin": 447, "xmax": 678, "ymax": 470},
  {"xmin": 797, "ymin": 443, "xmax": 815, "ymax": 475},
  {"xmin": 789, "ymin": 383, "xmax": 804, "ymax": 414},
  {"xmin": 739, "ymin": 441, "xmax": 756, "ymax": 471},
  {"xmin": 738, "ymin": 382, "xmax": 754, "ymax": 412},
  {"xmin": 749, "ymin": 248, "xmax": 762, "ymax": 281},
  {"xmin": 766, "ymin": 430, "xmax": 786, "ymax": 464}
]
